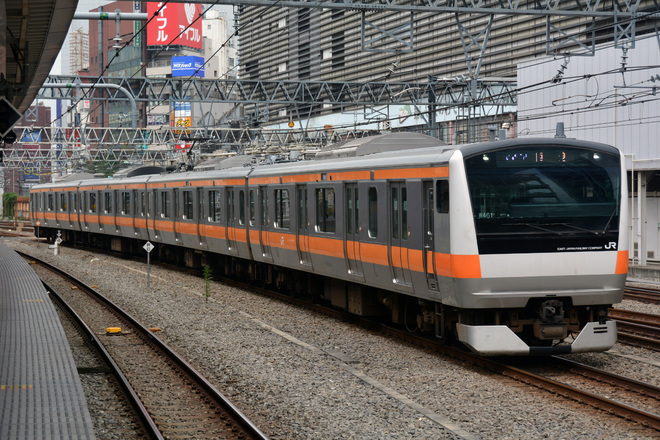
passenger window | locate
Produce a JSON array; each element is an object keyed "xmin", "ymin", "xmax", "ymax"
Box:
[
  {"xmin": 239, "ymin": 190, "xmax": 245, "ymax": 225},
  {"xmin": 249, "ymin": 190, "xmax": 256, "ymax": 226},
  {"xmin": 209, "ymin": 190, "xmax": 221, "ymax": 222},
  {"xmin": 60, "ymin": 193, "xmax": 67, "ymax": 211},
  {"xmin": 122, "ymin": 191, "xmax": 131, "ymax": 215},
  {"xmin": 161, "ymin": 192, "xmax": 170, "ymax": 218},
  {"xmin": 315, "ymin": 188, "xmax": 335, "ymax": 233},
  {"xmin": 368, "ymin": 187, "xmax": 378, "ymax": 238},
  {"xmin": 47, "ymin": 194, "xmax": 54, "ymax": 211},
  {"xmin": 183, "ymin": 191, "xmax": 193, "ymax": 219},
  {"xmin": 89, "ymin": 193, "xmax": 97, "ymax": 213},
  {"xmin": 104, "ymin": 192, "xmax": 112, "ymax": 213},
  {"xmin": 275, "ymin": 189, "xmax": 290, "ymax": 229},
  {"xmin": 436, "ymin": 180, "xmax": 449, "ymax": 214}
]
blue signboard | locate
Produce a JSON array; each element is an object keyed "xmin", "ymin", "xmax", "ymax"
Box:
[
  {"xmin": 23, "ymin": 163, "xmax": 40, "ymax": 181},
  {"xmin": 171, "ymin": 56, "xmax": 205, "ymax": 78}
]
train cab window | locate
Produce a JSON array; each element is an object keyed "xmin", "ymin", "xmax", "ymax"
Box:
[
  {"xmin": 183, "ymin": 191, "xmax": 193, "ymax": 220},
  {"xmin": 275, "ymin": 189, "xmax": 290, "ymax": 229},
  {"xmin": 249, "ymin": 190, "xmax": 256, "ymax": 226},
  {"xmin": 209, "ymin": 190, "xmax": 221, "ymax": 222},
  {"xmin": 436, "ymin": 180, "xmax": 449, "ymax": 214},
  {"xmin": 368, "ymin": 187, "xmax": 378, "ymax": 238},
  {"xmin": 47, "ymin": 194, "xmax": 54, "ymax": 211},
  {"xmin": 315, "ymin": 188, "xmax": 335, "ymax": 233},
  {"xmin": 59, "ymin": 193, "xmax": 67, "ymax": 211},
  {"xmin": 121, "ymin": 191, "xmax": 131, "ymax": 215},
  {"xmin": 89, "ymin": 192, "xmax": 97, "ymax": 213},
  {"xmin": 239, "ymin": 190, "xmax": 245, "ymax": 225},
  {"xmin": 161, "ymin": 192, "xmax": 170, "ymax": 218},
  {"xmin": 104, "ymin": 192, "xmax": 112, "ymax": 213}
]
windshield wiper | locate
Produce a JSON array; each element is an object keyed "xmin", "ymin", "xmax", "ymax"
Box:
[
  {"xmin": 505, "ymin": 223, "xmax": 565, "ymax": 236},
  {"xmin": 599, "ymin": 208, "xmax": 618, "ymax": 235}
]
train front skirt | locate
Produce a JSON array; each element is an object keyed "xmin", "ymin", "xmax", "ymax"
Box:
[{"xmin": 456, "ymin": 321, "xmax": 617, "ymax": 356}]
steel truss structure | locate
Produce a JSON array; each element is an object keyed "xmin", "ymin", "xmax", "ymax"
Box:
[
  {"xmin": 0, "ymin": 125, "xmax": 389, "ymax": 167},
  {"xmin": 38, "ymin": 75, "xmax": 516, "ymax": 108}
]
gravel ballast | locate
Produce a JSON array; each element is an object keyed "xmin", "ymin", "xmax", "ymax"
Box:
[{"xmin": 6, "ymin": 237, "xmax": 660, "ymax": 440}]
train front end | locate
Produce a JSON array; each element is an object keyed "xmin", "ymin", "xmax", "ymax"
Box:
[{"xmin": 450, "ymin": 138, "xmax": 628, "ymax": 356}]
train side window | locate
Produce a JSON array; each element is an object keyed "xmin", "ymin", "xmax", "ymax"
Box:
[
  {"xmin": 260, "ymin": 187, "xmax": 268, "ymax": 226},
  {"xmin": 161, "ymin": 192, "xmax": 170, "ymax": 218},
  {"xmin": 227, "ymin": 189, "xmax": 235, "ymax": 223},
  {"xmin": 275, "ymin": 189, "xmax": 290, "ymax": 229},
  {"xmin": 60, "ymin": 193, "xmax": 67, "ymax": 211},
  {"xmin": 47, "ymin": 194, "xmax": 54, "ymax": 211},
  {"xmin": 368, "ymin": 187, "xmax": 378, "ymax": 238},
  {"xmin": 122, "ymin": 191, "xmax": 131, "ymax": 215},
  {"xmin": 104, "ymin": 192, "xmax": 112, "ymax": 213},
  {"xmin": 315, "ymin": 188, "xmax": 335, "ymax": 233},
  {"xmin": 89, "ymin": 192, "xmax": 97, "ymax": 213},
  {"xmin": 183, "ymin": 190, "xmax": 193, "ymax": 220},
  {"xmin": 239, "ymin": 190, "xmax": 245, "ymax": 225},
  {"xmin": 249, "ymin": 190, "xmax": 256, "ymax": 226},
  {"xmin": 436, "ymin": 180, "xmax": 449, "ymax": 214},
  {"xmin": 71, "ymin": 192, "xmax": 78, "ymax": 212},
  {"xmin": 139, "ymin": 192, "xmax": 146, "ymax": 217},
  {"xmin": 197, "ymin": 189, "xmax": 204, "ymax": 221},
  {"xmin": 209, "ymin": 190, "xmax": 221, "ymax": 222}
]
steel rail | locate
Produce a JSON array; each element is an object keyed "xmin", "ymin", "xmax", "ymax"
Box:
[
  {"xmin": 40, "ymin": 278, "xmax": 164, "ymax": 440},
  {"xmin": 20, "ymin": 251, "xmax": 270, "ymax": 440}
]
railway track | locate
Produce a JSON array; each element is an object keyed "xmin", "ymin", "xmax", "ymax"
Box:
[
  {"xmin": 609, "ymin": 309, "xmax": 660, "ymax": 351},
  {"xmin": 20, "ymin": 251, "xmax": 268, "ymax": 440},
  {"xmin": 624, "ymin": 286, "xmax": 660, "ymax": 305},
  {"xmin": 169, "ymin": 266, "xmax": 660, "ymax": 433},
  {"xmin": 18, "ymin": 244, "xmax": 660, "ymax": 435}
]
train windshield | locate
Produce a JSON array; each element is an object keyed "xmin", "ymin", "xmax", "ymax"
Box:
[{"xmin": 464, "ymin": 146, "xmax": 621, "ymax": 254}]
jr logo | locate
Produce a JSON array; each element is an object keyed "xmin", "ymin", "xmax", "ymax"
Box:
[{"xmin": 604, "ymin": 242, "xmax": 617, "ymax": 250}]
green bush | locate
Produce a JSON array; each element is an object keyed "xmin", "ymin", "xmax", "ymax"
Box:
[{"xmin": 2, "ymin": 193, "xmax": 17, "ymax": 219}]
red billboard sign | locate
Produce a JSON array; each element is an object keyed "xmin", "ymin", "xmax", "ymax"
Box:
[{"xmin": 147, "ymin": 2, "xmax": 203, "ymax": 49}]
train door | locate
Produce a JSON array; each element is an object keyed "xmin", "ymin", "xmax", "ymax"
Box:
[
  {"xmin": 132, "ymin": 190, "xmax": 140, "ymax": 236},
  {"xmin": 390, "ymin": 182, "xmax": 412, "ymax": 286},
  {"xmin": 152, "ymin": 189, "xmax": 160, "ymax": 240},
  {"xmin": 423, "ymin": 181, "xmax": 438, "ymax": 290},
  {"xmin": 259, "ymin": 186, "xmax": 272, "ymax": 259},
  {"xmin": 82, "ymin": 190, "xmax": 90, "ymax": 230},
  {"xmin": 345, "ymin": 183, "xmax": 363, "ymax": 277},
  {"xmin": 297, "ymin": 185, "xmax": 312, "ymax": 266},
  {"xmin": 173, "ymin": 189, "xmax": 182, "ymax": 243},
  {"xmin": 197, "ymin": 188, "xmax": 208, "ymax": 249},
  {"xmin": 226, "ymin": 187, "xmax": 237, "ymax": 252}
]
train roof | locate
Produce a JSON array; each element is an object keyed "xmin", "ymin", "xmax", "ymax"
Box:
[{"xmin": 31, "ymin": 136, "xmax": 621, "ymax": 190}]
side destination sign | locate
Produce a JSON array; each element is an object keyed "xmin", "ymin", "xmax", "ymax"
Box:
[{"xmin": 171, "ymin": 56, "xmax": 205, "ymax": 78}]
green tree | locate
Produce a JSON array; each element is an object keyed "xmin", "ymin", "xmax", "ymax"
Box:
[{"xmin": 2, "ymin": 193, "xmax": 17, "ymax": 219}]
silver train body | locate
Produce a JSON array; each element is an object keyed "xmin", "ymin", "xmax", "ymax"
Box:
[{"xmin": 30, "ymin": 135, "xmax": 628, "ymax": 356}]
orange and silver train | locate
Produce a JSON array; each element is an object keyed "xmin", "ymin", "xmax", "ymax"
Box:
[{"xmin": 30, "ymin": 134, "xmax": 628, "ymax": 355}]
